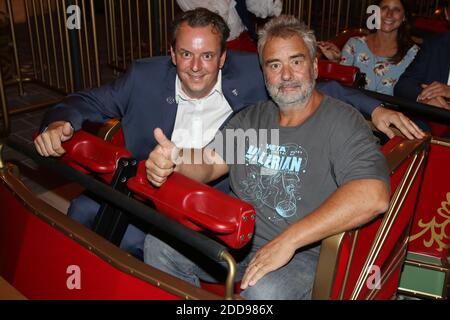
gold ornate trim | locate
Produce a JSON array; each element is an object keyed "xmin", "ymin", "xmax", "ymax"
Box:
[
  {"xmin": 408, "ymin": 138, "xmax": 450, "ymax": 253},
  {"xmin": 409, "ymin": 192, "xmax": 450, "ymax": 252}
]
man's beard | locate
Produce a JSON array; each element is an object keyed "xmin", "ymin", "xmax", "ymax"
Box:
[{"xmin": 266, "ymin": 78, "xmax": 315, "ymax": 110}]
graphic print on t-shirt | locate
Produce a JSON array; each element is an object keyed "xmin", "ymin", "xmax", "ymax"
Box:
[{"xmin": 238, "ymin": 143, "xmax": 308, "ymax": 222}]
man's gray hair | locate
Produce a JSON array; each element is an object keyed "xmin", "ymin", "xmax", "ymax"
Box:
[{"xmin": 257, "ymin": 15, "xmax": 317, "ymax": 65}]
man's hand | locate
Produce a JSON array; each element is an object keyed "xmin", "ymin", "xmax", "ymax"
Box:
[
  {"xmin": 145, "ymin": 128, "xmax": 179, "ymax": 187},
  {"xmin": 317, "ymin": 41, "xmax": 341, "ymax": 62},
  {"xmin": 418, "ymin": 82, "xmax": 450, "ymax": 101},
  {"xmin": 371, "ymin": 105, "xmax": 425, "ymax": 140},
  {"xmin": 240, "ymin": 235, "xmax": 297, "ymax": 290},
  {"xmin": 420, "ymin": 96, "xmax": 450, "ymax": 110},
  {"xmin": 34, "ymin": 121, "xmax": 74, "ymax": 157}
]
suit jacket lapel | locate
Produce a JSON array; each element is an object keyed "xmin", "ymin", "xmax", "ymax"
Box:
[
  {"xmin": 222, "ymin": 65, "xmax": 244, "ymax": 112},
  {"xmin": 160, "ymin": 64, "xmax": 178, "ymax": 137},
  {"xmin": 441, "ymin": 32, "xmax": 450, "ymax": 83}
]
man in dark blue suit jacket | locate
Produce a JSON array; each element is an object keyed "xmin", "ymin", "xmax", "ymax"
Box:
[
  {"xmin": 395, "ymin": 1, "xmax": 450, "ymax": 109},
  {"xmin": 39, "ymin": 51, "xmax": 268, "ymax": 161},
  {"xmin": 34, "ymin": 8, "xmax": 422, "ymax": 259}
]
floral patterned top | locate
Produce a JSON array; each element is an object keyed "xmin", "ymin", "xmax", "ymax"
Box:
[{"xmin": 340, "ymin": 36, "xmax": 419, "ymax": 95}]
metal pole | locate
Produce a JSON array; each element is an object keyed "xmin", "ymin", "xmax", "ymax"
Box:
[
  {"xmin": 104, "ymin": 0, "xmax": 111, "ymax": 64},
  {"xmin": 81, "ymin": 0, "xmax": 93, "ymax": 88},
  {"xmin": 336, "ymin": 0, "xmax": 342, "ymax": 35},
  {"xmin": 307, "ymin": 0, "xmax": 312, "ymax": 29},
  {"xmin": 119, "ymin": 0, "xmax": 126, "ymax": 69},
  {"xmin": 32, "ymin": 0, "xmax": 45, "ymax": 82},
  {"xmin": 128, "ymin": 0, "xmax": 134, "ymax": 61},
  {"xmin": 24, "ymin": 0, "xmax": 38, "ymax": 81},
  {"xmin": 74, "ymin": 0, "xmax": 86, "ymax": 88},
  {"xmin": 6, "ymin": 0, "xmax": 24, "ymax": 96},
  {"xmin": 39, "ymin": 0, "xmax": 53, "ymax": 85},
  {"xmin": 0, "ymin": 66, "xmax": 9, "ymax": 136},
  {"xmin": 90, "ymin": 0, "xmax": 101, "ymax": 87},
  {"xmin": 56, "ymin": 0, "xmax": 69, "ymax": 92},
  {"xmin": 136, "ymin": 0, "xmax": 142, "ymax": 59},
  {"xmin": 67, "ymin": 0, "xmax": 82, "ymax": 91},
  {"xmin": 345, "ymin": 0, "xmax": 351, "ymax": 29},
  {"xmin": 47, "ymin": 0, "xmax": 61, "ymax": 89},
  {"xmin": 148, "ymin": 0, "xmax": 154, "ymax": 57}
]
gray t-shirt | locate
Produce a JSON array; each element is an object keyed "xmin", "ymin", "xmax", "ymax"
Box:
[{"xmin": 211, "ymin": 95, "xmax": 389, "ymax": 251}]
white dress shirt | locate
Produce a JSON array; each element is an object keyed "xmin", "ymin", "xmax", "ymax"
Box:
[
  {"xmin": 171, "ymin": 71, "xmax": 233, "ymax": 148},
  {"xmin": 447, "ymin": 68, "xmax": 450, "ymax": 85}
]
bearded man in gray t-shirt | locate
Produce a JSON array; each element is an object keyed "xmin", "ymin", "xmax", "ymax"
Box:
[{"xmin": 144, "ymin": 15, "xmax": 390, "ymax": 300}]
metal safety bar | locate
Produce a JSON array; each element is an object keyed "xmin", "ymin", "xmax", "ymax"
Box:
[{"xmin": 3, "ymin": 135, "xmax": 238, "ymax": 300}]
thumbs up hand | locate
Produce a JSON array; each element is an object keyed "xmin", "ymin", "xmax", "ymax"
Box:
[
  {"xmin": 145, "ymin": 128, "xmax": 180, "ymax": 187},
  {"xmin": 34, "ymin": 121, "xmax": 74, "ymax": 157}
]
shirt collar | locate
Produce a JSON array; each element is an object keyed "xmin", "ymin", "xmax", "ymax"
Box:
[{"xmin": 175, "ymin": 70, "xmax": 223, "ymax": 103}]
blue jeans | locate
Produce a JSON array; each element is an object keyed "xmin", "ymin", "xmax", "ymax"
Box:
[
  {"xmin": 68, "ymin": 194, "xmax": 146, "ymax": 259},
  {"xmin": 144, "ymin": 233, "xmax": 319, "ymax": 300}
]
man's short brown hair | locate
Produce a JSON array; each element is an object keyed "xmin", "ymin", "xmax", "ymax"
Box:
[{"xmin": 170, "ymin": 8, "xmax": 230, "ymax": 53}]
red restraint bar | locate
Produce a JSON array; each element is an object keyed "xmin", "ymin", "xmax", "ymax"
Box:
[
  {"xmin": 318, "ymin": 59, "xmax": 360, "ymax": 87},
  {"xmin": 414, "ymin": 18, "xmax": 450, "ymax": 34},
  {"xmin": 60, "ymin": 131, "xmax": 132, "ymax": 183},
  {"xmin": 60, "ymin": 131, "xmax": 256, "ymax": 249},
  {"xmin": 127, "ymin": 162, "xmax": 255, "ymax": 249}
]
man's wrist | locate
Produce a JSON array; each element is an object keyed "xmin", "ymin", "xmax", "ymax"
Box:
[
  {"xmin": 47, "ymin": 121, "xmax": 72, "ymax": 131},
  {"xmin": 371, "ymin": 104, "xmax": 385, "ymax": 117}
]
